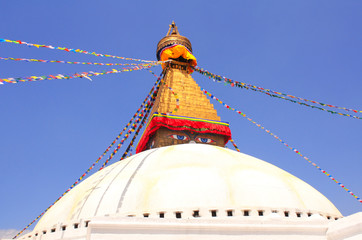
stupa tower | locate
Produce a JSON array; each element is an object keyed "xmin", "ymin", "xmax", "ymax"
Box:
[
  {"xmin": 13, "ymin": 22, "xmax": 362, "ymax": 240},
  {"xmin": 136, "ymin": 22, "xmax": 231, "ymax": 152}
]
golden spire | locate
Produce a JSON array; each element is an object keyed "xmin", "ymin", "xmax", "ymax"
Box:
[
  {"xmin": 150, "ymin": 69, "xmax": 221, "ymax": 121},
  {"xmin": 136, "ymin": 22, "xmax": 231, "ymax": 153},
  {"xmin": 153, "ymin": 22, "xmax": 219, "ymax": 120}
]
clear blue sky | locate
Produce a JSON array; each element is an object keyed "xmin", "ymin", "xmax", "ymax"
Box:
[{"xmin": 0, "ymin": 0, "xmax": 361, "ymax": 232}]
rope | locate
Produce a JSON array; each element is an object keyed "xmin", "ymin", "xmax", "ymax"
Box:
[
  {"xmin": 0, "ymin": 38, "xmax": 155, "ymax": 63},
  {"xmin": 166, "ymin": 86, "xmax": 180, "ymax": 113},
  {"xmin": 12, "ymin": 73, "xmax": 163, "ymax": 239},
  {"xmin": 149, "ymin": 70, "xmax": 179, "ymax": 114},
  {"xmin": 100, "ymin": 74, "xmax": 162, "ymax": 168},
  {"xmin": 230, "ymin": 139, "xmax": 241, "ymax": 152},
  {"xmin": 194, "ymin": 66, "xmax": 362, "ymax": 119},
  {"xmin": 120, "ymin": 101, "xmax": 155, "ymax": 160},
  {"xmin": 148, "ymin": 69, "xmax": 180, "ymax": 114},
  {"xmin": 0, "ymin": 56, "xmax": 139, "ymax": 66},
  {"xmin": 201, "ymin": 87, "xmax": 362, "ymax": 205},
  {"xmin": 1, "ymin": 63, "xmax": 159, "ymax": 84},
  {"xmin": 119, "ymin": 71, "xmax": 165, "ymax": 160}
]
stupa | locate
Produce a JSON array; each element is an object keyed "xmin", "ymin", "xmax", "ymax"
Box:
[{"xmin": 10, "ymin": 22, "xmax": 362, "ymax": 240}]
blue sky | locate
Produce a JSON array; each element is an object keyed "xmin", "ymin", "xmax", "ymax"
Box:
[{"xmin": 0, "ymin": 0, "xmax": 361, "ymax": 233}]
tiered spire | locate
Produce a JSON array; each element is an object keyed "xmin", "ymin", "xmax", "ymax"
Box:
[
  {"xmin": 136, "ymin": 22, "xmax": 231, "ymax": 153},
  {"xmin": 149, "ymin": 69, "xmax": 221, "ymax": 120}
]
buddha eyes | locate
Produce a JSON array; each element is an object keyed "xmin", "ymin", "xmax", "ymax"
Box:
[
  {"xmin": 168, "ymin": 134, "xmax": 215, "ymax": 143},
  {"xmin": 170, "ymin": 134, "xmax": 189, "ymax": 141},
  {"xmin": 196, "ymin": 137, "xmax": 215, "ymax": 143}
]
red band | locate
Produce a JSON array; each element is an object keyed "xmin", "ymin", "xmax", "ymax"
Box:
[{"xmin": 136, "ymin": 114, "xmax": 231, "ymax": 153}]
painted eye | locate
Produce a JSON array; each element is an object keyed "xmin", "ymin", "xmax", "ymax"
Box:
[
  {"xmin": 170, "ymin": 134, "xmax": 189, "ymax": 141},
  {"xmin": 196, "ymin": 137, "xmax": 215, "ymax": 143}
]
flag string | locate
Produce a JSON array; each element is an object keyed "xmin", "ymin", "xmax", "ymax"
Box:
[
  {"xmin": 0, "ymin": 56, "xmax": 139, "ymax": 66},
  {"xmin": 12, "ymin": 73, "xmax": 163, "ymax": 239},
  {"xmin": 119, "ymin": 94, "xmax": 157, "ymax": 160},
  {"xmin": 148, "ymin": 70, "xmax": 179, "ymax": 114},
  {"xmin": 229, "ymin": 139, "xmax": 241, "ymax": 152},
  {"xmin": 100, "ymin": 74, "xmax": 162, "ymax": 168},
  {"xmin": 194, "ymin": 66, "xmax": 362, "ymax": 118},
  {"xmin": 1, "ymin": 62, "xmax": 159, "ymax": 84},
  {"xmin": 120, "ymin": 70, "xmax": 179, "ymax": 159},
  {"xmin": 0, "ymin": 38, "xmax": 155, "ymax": 63},
  {"xmin": 201, "ymin": 87, "xmax": 362, "ymax": 205}
]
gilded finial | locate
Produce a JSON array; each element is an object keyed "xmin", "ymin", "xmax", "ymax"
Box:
[
  {"xmin": 157, "ymin": 22, "xmax": 192, "ymax": 60},
  {"xmin": 166, "ymin": 21, "xmax": 179, "ymax": 36}
]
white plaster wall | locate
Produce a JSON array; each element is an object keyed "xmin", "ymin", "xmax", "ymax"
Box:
[
  {"xmin": 9, "ymin": 212, "xmax": 362, "ymax": 240},
  {"xmin": 88, "ymin": 216, "xmax": 329, "ymax": 240},
  {"xmin": 327, "ymin": 212, "xmax": 362, "ymax": 240}
]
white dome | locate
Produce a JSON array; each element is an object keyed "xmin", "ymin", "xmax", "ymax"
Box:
[{"xmin": 34, "ymin": 144, "xmax": 341, "ymax": 230}]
